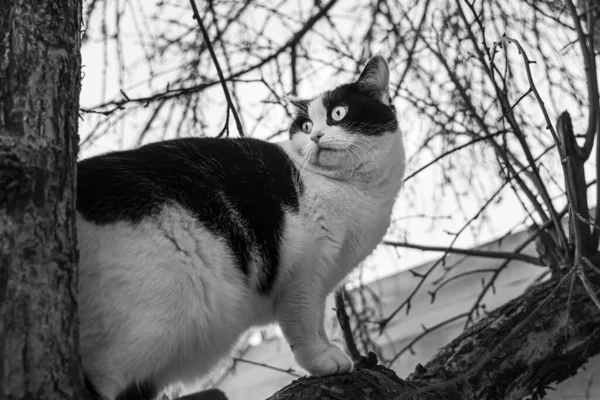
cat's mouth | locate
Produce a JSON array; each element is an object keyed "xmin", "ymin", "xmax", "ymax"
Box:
[
  {"xmin": 301, "ymin": 143, "xmax": 344, "ymax": 164},
  {"xmin": 308, "ymin": 145, "xmax": 342, "ymax": 165},
  {"xmin": 313, "ymin": 141, "xmax": 345, "ymax": 152},
  {"xmin": 313, "ymin": 145, "xmax": 339, "ymax": 158},
  {"xmin": 316, "ymin": 146, "xmax": 337, "ymax": 153}
]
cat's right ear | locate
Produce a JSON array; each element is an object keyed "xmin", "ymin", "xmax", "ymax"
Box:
[
  {"xmin": 357, "ymin": 55, "xmax": 391, "ymax": 106},
  {"xmin": 287, "ymin": 96, "xmax": 309, "ymax": 117}
]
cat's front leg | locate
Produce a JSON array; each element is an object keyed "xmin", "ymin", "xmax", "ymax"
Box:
[
  {"xmin": 317, "ymin": 305, "xmax": 331, "ymax": 345},
  {"xmin": 275, "ymin": 285, "xmax": 352, "ymax": 376}
]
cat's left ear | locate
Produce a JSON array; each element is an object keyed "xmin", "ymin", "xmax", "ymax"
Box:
[
  {"xmin": 287, "ymin": 95, "xmax": 309, "ymax": 117},
  {"xmin": 357, "ymin": 56, "xmax": 391, "ymax": 106}
]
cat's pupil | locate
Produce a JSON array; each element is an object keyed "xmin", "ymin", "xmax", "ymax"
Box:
[
  {"xmin": 302, "ymin": 120, "xmax": 313, "ymax": 134},
  {"xmin": 331, "ymin": 105, "xmax": 347, "ymax": 121}
]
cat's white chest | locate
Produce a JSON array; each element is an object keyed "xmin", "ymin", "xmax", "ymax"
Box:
[{"xmin": 298, "ymin": 175, "xmax": 396, "ymax": 291}]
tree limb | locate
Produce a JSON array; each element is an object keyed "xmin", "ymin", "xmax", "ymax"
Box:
[{"xmin": 265, "ymin": 268, "xmax": 600, "ymax": 400}]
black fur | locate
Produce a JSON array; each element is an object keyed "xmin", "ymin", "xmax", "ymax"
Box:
[
  {"xmin": 323, "ymin": 83, "xmax": 397, "ymax": 134},
  {"xmin": 290, "ymin": 83, "xmax": 397, "ymax": 137},
  {"xmin": 77, "ymin": 137, "xmax": 303, "ymax": 294},
  {"xmin": 115, "ymin": 379, "xmax": 157, "ymax": 400},
  {"xmin": 84, "ymin": 374, "xmax": 103, "ymax": 400}
]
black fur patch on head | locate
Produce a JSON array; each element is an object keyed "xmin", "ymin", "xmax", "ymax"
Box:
[
  {"xmin": 115, "ymin": 379, "xmax": 156, "ymax": 400},
  {"xmin": 77, "ymin": 138, "xmax": 304, "ymax": 294},
  {"xmin": 322, "ymin": 83, "xmax": 398, "ymax": 135}
]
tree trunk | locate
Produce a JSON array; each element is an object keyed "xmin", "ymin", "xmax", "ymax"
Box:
[
  {"xmin": 0, "ymin": 1, "xmax": 85, "ymax": 399},
  {"xmin": 266, "ymin": 269, "xmax": 600, "ymax": 400}
]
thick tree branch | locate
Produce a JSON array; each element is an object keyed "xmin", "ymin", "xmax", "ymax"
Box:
[{"xmin": 266, "ymin": 268, "xmax": 600, "ymax": 400}]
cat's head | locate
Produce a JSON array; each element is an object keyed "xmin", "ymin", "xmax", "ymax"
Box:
[{"xmin": 288, "ymin": 56, "xmax": 400, "ymax": 174}]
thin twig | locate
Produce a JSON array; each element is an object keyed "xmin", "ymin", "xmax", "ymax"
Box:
[
  {"xmin": 395, "ymin": 0, "xmax": 432, "ymax": 95},
  {"xmin": 493, "ymin": 36, "xmax": 562, "ymax": 157},
  {"xmin": 89, "ymin": 0, "xmax": 339, "ymax": 113},
  {"xmin": 575, "ymin": 212, "xmax": 600, "ymax": 232},
  {"xmin": 378, "ymin": 150, "xmax": 557, "ymax": 332},
  {"xmin": 580, "ymin": 257, "xmax": 600, "ymax": 311},
  {"xmin": 232, "ymin": 358, "xmax": 302, "ymax": 378},
  {"xmin": 497, "ymin": 88, "xmax": 532, "ymax": 122},
  {"xmin": 582, "ymin": 256, "xmax": 600, "ymax": 275},
  {"xmin": 403, "ymin": 131, "xmax": 507, "ymax": 182},
  {"xmin": 383, "ymin": 240, "xmax": 544, "ymax": 266},
  {"xmin": 463, "ymin": 205, "xmax": 569, "ymax": 329},
  {"xmin": 564, "ymin": 271, "xmax": 576, "ymax": 340},
  {"xmin": 335, "ymin": 290, "xmax": 362, "ymax": 364},
  {"xmin": 430, "ymin": 268, "xmax": 498, "ymax": 301},
  {"xmin": 389, "ymin": 312, "xmax": 470, "ymax": 366},
  {"xmin": 189, "ymin": 0, "xmax": 244, "ymax": 137},
  {"xmin": 490, "ymin": 35, "xmax": 569, "ymax": 253},
  {"xmin": 564, "ymin": 0, "xmax": 599, "ymax": 158}
]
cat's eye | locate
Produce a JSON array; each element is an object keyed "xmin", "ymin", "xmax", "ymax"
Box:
[
  {"xmin": 331, "ymin": 105, "xmax": 348, "ymax": 121},
  {"xmin": 301, "ymin": 120, "xmax": 313, "ymax": 134}
]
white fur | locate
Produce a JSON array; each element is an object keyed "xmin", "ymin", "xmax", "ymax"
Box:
[
  {"xmin": 78, "ymin": 206, "xmax": 271, "ymax": 398},
  {"xmin": 79, "ymin": 94, "xmax": 405, "ymax": 400}
]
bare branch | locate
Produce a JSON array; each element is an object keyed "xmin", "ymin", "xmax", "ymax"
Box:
[
  {"xmin": 189, "ymin": 0, "xmax": 244, "ymax": 137},
  {"xmin": 335, "ymin": 290, "xmax": 362, "ymax": 364},
  {"xmin": 382, "ymin": 240, "xmax": 544, "ymax": 266},
  {"xmin": 233, "ymin": 358, "xmax": 302, "ymax": 378}
]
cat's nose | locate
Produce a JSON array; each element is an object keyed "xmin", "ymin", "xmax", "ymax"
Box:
[{"xmin": 311, "ymin": 132, "xmax": 324, "ymax": 143}]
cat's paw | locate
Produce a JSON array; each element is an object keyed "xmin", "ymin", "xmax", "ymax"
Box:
[{"xmin": 296, "ymin": 344, "xmax": 353, "ymax": 376}]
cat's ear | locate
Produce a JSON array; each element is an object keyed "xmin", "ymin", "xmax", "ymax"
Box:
[
  {"xmin": 357, "ymin": 56, "xmax": 391, "ymax": 106},
  {"xmin": 287, "ymin": 95, "xmax": 309, "ymax": 117}
]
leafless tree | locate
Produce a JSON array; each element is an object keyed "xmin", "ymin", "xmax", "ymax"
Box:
[{"xmin": 4, "ymin": 0, "xmax": 599, "ymax": 399}]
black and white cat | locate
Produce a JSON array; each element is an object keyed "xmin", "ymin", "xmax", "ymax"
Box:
[{"xmin": 78, "ymin": 56, "xmax": 405, "ymax": 400}]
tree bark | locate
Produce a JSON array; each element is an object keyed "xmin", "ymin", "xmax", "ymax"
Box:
[
  {"xmin": 0, "ymin": 1, "xmax": 85, "ymax": 399},
  {"xmin": 266, "ymin": 270, "xmax": 600, "ymax": 400}
]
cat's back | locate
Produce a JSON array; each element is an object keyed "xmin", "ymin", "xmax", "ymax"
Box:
[{"xmin": 77, "ymin": 137, "xmax": 301, "ymax": 225}]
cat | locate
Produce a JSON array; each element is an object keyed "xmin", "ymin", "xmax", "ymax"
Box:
[{"xmin": 77, "ymin": 55, "xmax": 405, "ymax": 400}]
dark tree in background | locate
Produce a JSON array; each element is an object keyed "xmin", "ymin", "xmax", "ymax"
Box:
[{"xmin": 0, "ymin": 1, "xmax": 87, "ymax": 399}]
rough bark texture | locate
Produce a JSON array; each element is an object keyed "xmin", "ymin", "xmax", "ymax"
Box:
[
  {"xmin": 266, "ymin": 363, "xmax": 458, "ymax": 400},
  {"xmin": 0, "ymin": 1, "xmax": 85, "ymax": 399},
  {"xmin": 267, "ymin": 270, "xmax": 600, "ymax": 400}
]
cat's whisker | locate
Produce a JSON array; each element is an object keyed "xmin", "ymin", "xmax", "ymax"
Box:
[
  {"xmin": 346, "ymin": 145, "xmax": 373, "ymax": 181},
  {"xmin": 356, "ymin": 137, "xmax": 382, "ymax": 168},
  {"xmin": 343, "ymin": 144, "xmax": 363, "ymax": 168},
  {"xmin": 321, "ymin": 138, "xmax": 373, "ymax": 180},
  {"xmin": 351, "ymin": 141, "xmax": 380, "ymax": 175},
  {"xmin": 349, "ymin": 140, "xmax": 374, "ymax": 162},
  {"xmin": 342, "ymin": 147, "xmax": 356, "ymax": 172},
  {"xmin": 350, "ymin": 144, "xmax": 375, "ymax": 181},
  {"xmin": 353, "ymin": 135, "xmax": 379, "ymax": 154},
  {"xmin": 352, "ymin": 137, "xmax": 379, "ymax": 161},
  {"xmin": 300, "ymin": 146, "xmax": 313, "ymax": 176}
]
